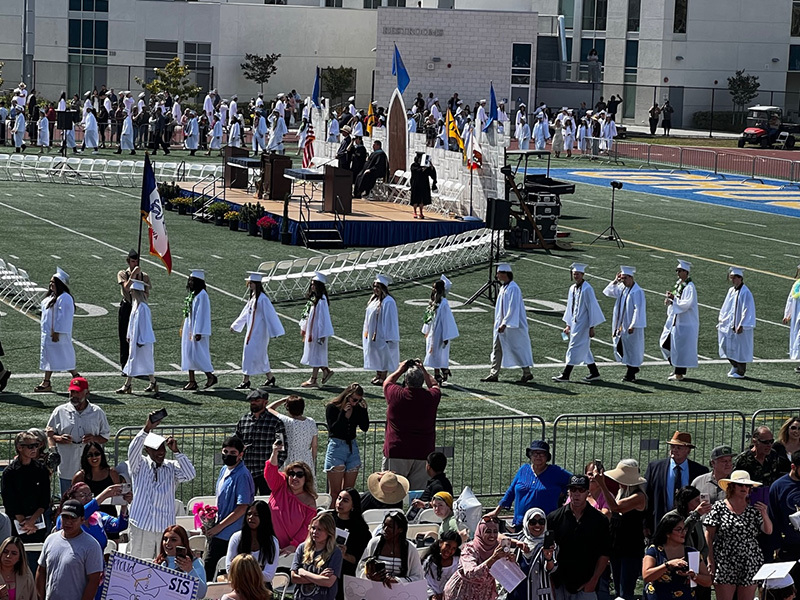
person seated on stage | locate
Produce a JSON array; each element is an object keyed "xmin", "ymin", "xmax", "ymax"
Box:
[{"xmin": 353, "ymin": 140, "xmax": 388, "ymax": 199}]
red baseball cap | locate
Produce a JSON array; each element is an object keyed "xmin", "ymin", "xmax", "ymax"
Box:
[{"xmin": 68, "ymin": 377, "xmax": 89, "ymax": 392}]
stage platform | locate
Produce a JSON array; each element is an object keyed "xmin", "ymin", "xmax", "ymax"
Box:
[{"xmin": 180, "ymin": 183, "xmax": 485, "ymax": 247}]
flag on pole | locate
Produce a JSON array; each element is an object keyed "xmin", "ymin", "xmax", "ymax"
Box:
[
  {"xmin": 140, "ymin": 154, "xmax": 173, "ymax": 274},
  {"xmin": 366, "ymin": 101, "xmax": 376, "ymax": 137},
  {"xmin": 483, "ymin": 82, "xmax": 498, "ymax": 132},
  {"xmin": 311, "ymin": 66, "xmax": 321, "ymax": 109},
  {"xmin": 445, "ymin": 109, "xmax": 464, "ymax": 151},
  {"xmin": 466, "ymin": 125, "xmax": 482, "ymax": 170},
  {"xmin": 392, "ymin": 44, "xmax": 410, "ymax": 94},
  {"xmin": 302, "ymin": 122, "xmax": 316, "ymax": 168}
]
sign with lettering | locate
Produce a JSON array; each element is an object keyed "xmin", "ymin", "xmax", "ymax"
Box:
[
  {"xmin": 344, "ymin": 575, "xmax": 427, "ymax": 600},
  {"xmin": 100, "ymin": 552, "xmax": 199, "ymax": 600},
  {"xmin": 382, "ymin": 26, "xmax": 444, "ymax": 36}
]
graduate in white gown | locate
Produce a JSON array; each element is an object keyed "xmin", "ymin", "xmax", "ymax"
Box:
[
  {"xmin": 717, "ymin": 267, "xmax": 756, "ymax": 378},
  {"xmin": 83, "ymin": 107, "xmax": 99, "ymax": 154},
  {"xmin": 206, "ymin": 113, "xmax": 223, "ymax": 156},
  {"xmin": 228, "ymin": 115, "xmax": 242, "ymax": 148},
  {"xmin": 363, "ymin": 274, "xmax": 400, "ymax": 385},
  {"xmin": 603, "ymin": 266, "xmax": 647, "ymax": 382},
  {"xmin": 267, "ymin": 109, "xmax": 287, "ymax": 153},
  {"xmin": 35, "ymin": 267, "xmax": 79, "ymax": 393},
  {"xmin": 37, "ymin": 114, "xmax": 50, "ymax": 153},
  {"xmin": 300, "ymin": 272, "xmax": 335, "ymax": 388},
  {"xmin": 252, "ymin": 110, "xmax": 267, "ymax": 153},
  {"xmin": 422, "ymin": 275, "xmax": 459, "ymax": 383},
  {"xmin": 231, "ymin": 272, "xmax": 285, "ymax": 390},
  {"xmin": 532, "ymin": 114, "xmax": 550, "ymax": 150},
  {"xmin": 480, "ymin": 263, "xmax": 534, "ymax": 383},
  {"xmin": 117, "ymin": 109, "xmax": 135, "ymax": 154},
  {"xmin": 180, "ymin": 269, "xmax": 216, "ymax": 390},
  {"xmin": 327, "ymin": 111, "xmax": 340, "ymax": 143},
  {"xmin": 783, "ymin": 264, "xmax": 800, "ymax": 372},
  {"xmin": 660, "ymin": 259, "xmax": 699, "ymax": 381},
  {"xmin": 517, "ymin": 117, "xmax": 531, "ymax": 150},
  {"xmin": 118, "ymin": 279, "xmax": 158, "ymax": 396},
  {"xmin": 184, "ymin": 111, "xmax": 199, "ymax": 155},
  {"xmin": 12, "ymin": 107, "xmax": 26, "ymax": 152},
  {"xmin": 553, "ymin": 263, "xmax": 606, "ymax": 383}
]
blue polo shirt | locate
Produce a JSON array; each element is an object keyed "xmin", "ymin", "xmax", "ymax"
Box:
[
  {"xmin": 215, "ymin": 461, "xmax": 255, "ymax": 541},
  {"xmin": 500, "ymin": 463, "xmax": 573, "ymax": 525}
]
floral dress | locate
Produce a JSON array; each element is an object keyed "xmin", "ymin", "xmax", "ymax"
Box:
[
  {"xmin": 704, "ymin": 501, "xmax": 764, "ymax": 586},
  {"xmin": 643, "ymin": 545, "xmax": 698, "ymax": 600}
]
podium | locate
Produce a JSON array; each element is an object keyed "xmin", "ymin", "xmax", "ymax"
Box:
[
  {"xmin": 224, "ymin": 146, "xmax": 250, "ymax": 189},
  {"xmin": 323, "ymin": 166, "xmax": 353, "ymax": 214},
  {"xmin": 259, "ymin": 153, "xmax": 293, "ymax": 200}
]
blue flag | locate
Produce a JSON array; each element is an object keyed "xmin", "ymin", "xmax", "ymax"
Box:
[
  {"xmin": 483, "ymin": 81, "xmax": 498, "ymax": 132},
  {"xmin": 311, "ymin": 66, "xmax": 321, "ymax": 109},
  {"xmin": 392, "ymin": 44, "xmax": 410, "ymax": 94}
]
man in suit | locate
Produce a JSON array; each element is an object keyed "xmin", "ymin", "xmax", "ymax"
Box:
[
  {"xmin": 353, "ymin": 140, "xmax": 388, "ymax": 199},
  {"xmin": 644, "ymin": 431, "xmax": 708, "ymax": 534},
  {"xmin": 335, "ymin": 125, "xmax": 352, "ymax": 170}
]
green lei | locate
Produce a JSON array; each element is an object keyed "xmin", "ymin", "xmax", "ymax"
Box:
[
  {"xmin": 301, "ymin": 299, "xmax": 314, "ymax": 320},
  {"xmin": 673, "ymin": 276, "xmax": 692, "ymax": 298},
  {"xmin": 182, "ymin": 293, "xmax": 193, "ymax": 318},
  {"xmin": 423, "ymin": 302, "xmax": 438, "ymax": 325}
]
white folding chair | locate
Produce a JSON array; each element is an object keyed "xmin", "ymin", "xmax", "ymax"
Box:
[
  {"xmin": 257, "ymin": 260, "xmax": 277, "ymax": 279},
  {"xmin": 272, "ymin": 573, "xmax": 292, "ymax": 600},
  {"xmin": 186, "ymin": 496, "xmax": 217, "ymax": 512},
  {"xmin": 34, "ymin": 155, "xmax": 54, "ymax": 183},
  {"xmin": 175, "ymin": 515, "xmax": 196, "ymax": 532},
  {"xmin": 315, "ymin": 493, "xmax": 332, "ymax": 509},
  {"xmin": 201, "ymin": 164, "xmax": 218, "ymax": 179},
  {"xmin": 362, "ymin": 509, "xmax": 391, "ymax": 526},
  {"xmin": 188, "ymin": 535, "xmax": 207, "ymax": 558},
  {"xmin": 416, "ymin": 508, "xmax": 442, "ymax": 524},
  {"xmin": 89, "ymin": 158, "xmax": 107, "ymax": 183},
  {"xmin": 204, "ymin": 582, "xmax": 232, "ymax": 599},
  {"xmin": 174, "ymin": 498, "xmax": 187, "ymax": 516},
  {"xmin": 76, "ymin": 158, "xmax": 95, "ymax": 184},
  {"xmin": 118, "ymin": 160, "xmax": 136, "ymax": 187},
  {"xmin": 0, "ymin": 154, "xmax": 10, "ymax": 179},
  {"xmin": 187, "ymin": 163, "xmax": 204, "ymax": 181},
  {"xmin": 102, "ymin": 160, "xmax": 122, "ymax": 186},
  {"xmin": 266, "ymin": 259, "xmax": 297, "ymax": 301},
  {"xmin": 62, "ymin": 157, "xmax": 82, "ymax": 184},
  {"xmin": 20, "ymin": 155, "xmax": 39, "ymax": 182},
  {"xmin": 7, "ymin": 154, "xmax": 25, "ymax": 181}
]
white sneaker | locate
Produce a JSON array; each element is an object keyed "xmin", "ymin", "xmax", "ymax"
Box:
[
  {"xmin": 551, "ymin": 375, "xmax": 570, "ymax": 382},
  {"xmin": 730, "ymin": 372, "xmax": 745, "ymax": 379},
  {"xmin": 91, "ymin": 150, "xmax": 99, "ymax": 154},
  {"xmin": 727, "ymin": 368, "xmax": 736, "ymax": 377},
  {"xmin": 582, "ymin": 374, "xmax": 601, "ymax": 382},
  {"xmin": 667, "ymin": 374, "xmax": 684, "ymax": 381}
]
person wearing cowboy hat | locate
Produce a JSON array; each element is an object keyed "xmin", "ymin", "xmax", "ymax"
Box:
[
  {"xmin": 783, "ymin": 263, "xmax": 800, "ymax": 374},
  {"xmin": 335, "ymin": 125, "xmax": 352, "ymax": 170},
  {"xmin": 643, "ymin": 431, "xmax": 708, "ymax": 534},
  {"xmin": 361, "ymin": 471, "xmax": 409, "ymax": 511},
  {"xmin": 36, "ymin": 268, "xmax": 79, "ymax": 393},
  {"xmin": 705, "ymin": 470, "xmax": 772, "ymax": 600},
  {"xmin": 691, "ymin": 445, "xmax": 735, "ymax": 505},
  {"xmin": 733, "ymin": 425, "xmax": 790, "ymax": 487},
  {"xmin": 718, "ymin": 267, "xmax": 756, "ymax": 379},
  {"xmin": 595, "ymin": 459, "xmax": 648, "ymax": 600},
  {"xmin": 660, "ymin": 259, "xmax": 699, "ymax": 381}
]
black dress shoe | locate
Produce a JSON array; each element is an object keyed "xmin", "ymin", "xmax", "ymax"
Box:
[
  {"xmin": 235, "ymin": 381, "xmax": 251, "ymax": 390},
  {"xmin": 480, "ymin": 374, "xmax": 499, "ymax": 382},
  {"xmin": 518, "ymin": 373, "xmax": 534, "ymax": 384},
  {"xmin": 262, "ymin": 376, "xmax": 276, "ymax": 387},
  {"xmin": 0, "ymin": 370, "xmax": 10, "ymax": 392}
]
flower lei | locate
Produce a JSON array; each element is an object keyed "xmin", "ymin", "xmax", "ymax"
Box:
[
  {"xmin": 423, "ymin": 302, "xmax": 437, "ymax": 325},
  {"xmin": 792, "ymin": 279, "xmax": 800, "ymax": 300},
  {"xmin": 182, "ymin": 293, "xmax": 193, "ymax": 318},
  {"xmin": 301, "ymin": 299, "xmax": 314, "ymax": 320},
  {"xmin": 673, "ymin": 277, "xmax": 692, "ymax": 298}
]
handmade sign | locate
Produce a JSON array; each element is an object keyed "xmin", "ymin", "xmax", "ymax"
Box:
[
  {"xmin": 343, "ymin": 575, "xmax": 427, "ymax": 600},
  {"xmin": 100, "ymin": 552, "xmax": 199, "ymax": 600}
]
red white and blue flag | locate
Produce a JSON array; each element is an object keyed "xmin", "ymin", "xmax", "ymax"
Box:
[
  {"xmin": 140, "ymin": 154, "xmax": 173, "ymax": 273},
  {"xmin": 302, "ymin": 123, "xmax": 315, "ymax": 168}
]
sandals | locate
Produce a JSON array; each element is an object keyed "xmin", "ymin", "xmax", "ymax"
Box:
[
  {"xmin": 115, "ymin": 384, "xmax": 132, "ymax": 394},
  {"xmin": 183, "ymin": 381, "xmax": 199, "ymax": 391},
  {"xmin": 262, "ymin": 376, "xmax": 276, "ymax": 387},
  {"xmin": 235, "ymin": 380, "xmax": 251, "ymax": 390},
  {"xmin": 321, "ymin": 370, "xmax": 335, "ymax": 385},
  {"xmin": 144, "ymin": 383, "xmax": 159, "ymax": 394},
  {"xmin": 300, "ymin": 379, "xmax": 318, "ymax": 388},
  {"xmin": 33, "ymin": 381, "xmax": 52, "ymax": 393}
]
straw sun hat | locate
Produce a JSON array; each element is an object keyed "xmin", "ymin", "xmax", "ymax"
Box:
[
  {"xmin": 718, "ymin": 470, "xmax": 762, "ymax": 492},
  {"xmin": 604, "ymin": 459, "xmax": 647, "ymax": 487},
  {"xmin": 367, "ymin": 472, "xmax": 410, "ymax": 505}
]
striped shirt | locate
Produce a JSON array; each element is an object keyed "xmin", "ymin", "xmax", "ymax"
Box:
[{"xmin": 128, "ymin": 429, "xmax": 196, "ymax": 532}]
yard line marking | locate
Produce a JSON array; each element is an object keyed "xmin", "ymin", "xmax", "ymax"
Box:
[
  {"xmin": 617, "ymin": 255, "xmax": 630, "ymax": 259},
  {"xmin": 751, "ymin": 254, "xmax": 766, "ymax": 259},
  {"xmin": 630, "ymin": 198, "xmax": 644, "ymax": 203},
  {"xmin": 643, "ymin": 353, "xmax": 661, "ymax": 361},
  {"xmin": 9, "ymin": 255, "xmax": 18, "ymax": 260},
  {"xmin": 287, "ymin": 254, "xmax": 299, "ymax": 259},
  {"xmin": 734, "ymin": 220, "xmax": 766, "ymax": 228},
  {"xmin": 173, "ymin": 255, "xmax": 183, "ymax": 259},
  {"xmin": 50, "ymin": 255, "xmax": 61, "ymax": 259},
  {"xmin": 336, "ymin": 360, "xmax": 354, "ymax": 368},
  {"xmin": 595, "ymin": 355, "xmax": 613, "ymax": 362},
  {"xmin": 170, "ymin": 363, "xmax": 182, "ymax": 370},
  {"xmin": 649, "ymin": 254, "xmax": 665, "ymax": 259},
  {"xmin": 719, "ymin": 254, "xmax": 734, "ymax": 259},
  {"xmin": 250, "ymin": 255, "xmax": 261, "ymax": 260},
  {"xmin": 786, "ymin": 254, "xmax": 800, "ymax": 259},
  {"xmin": 36, "ymin": 193, "xmax": 44, "ymax": 198},
  {"xmin": 99, "ymin": 194, "xmax": 107, "ymax": 198},
  {"xmin": 447, "ymin": 383, "xmax": 528, "ymax": 416},
  {"xmin": 697, "ymin": 354, "xmax": 712, "ymax": 360},
  {"xmin": 583, "ymin": 254, "xmax": 596, "ymax": 259},
  {"xmin": 68, "ymin": 194, "xmax": 75, "ymax": 198},
  {"xmin": 545, "ymin": 356, "xmax": 561, "ymax": 363},
  {"xmin": 4, "ymin": 194, "xmax": 11, "ymax": 197},
  {"xmin": 281, "ymin": 361, "xmax": 298, "ymax": 369},
  {"xmin": 92, "ymin": 254, "xmax": 103, "ymax": 259},
  {"xmin": 226, "ymin": 362, "xmax": 241, "ymax": 370},
  {"xmin": 450, "ymin": 359, "xmax": 461, "ymax": 365},
  {"xmin": 211, "ymin": 254, "xmax": 223, "ymax": 259}
]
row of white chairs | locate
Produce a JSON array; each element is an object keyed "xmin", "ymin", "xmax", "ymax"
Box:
[
  {"xmin": 0, "ymin": 154, "xmax": 222, "ymax": 187},
  {"xmin": 0, "ymin": 258, "xmax": 48, "ymax": 315},
  {"xmin": 375, "ymin": 169, "xmax": 466, "ymax": 217},
  {"xmin": 258, "ymin": 228, "xmax": 497, "ymax": 302}
]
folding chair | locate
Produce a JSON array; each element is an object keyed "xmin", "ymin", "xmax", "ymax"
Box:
[
  {"xmin": 118, "ymin": 160, "xmax": 136, "ymax": 187},
  {"xmin": 204, "ymin": 582, "xmax": 232, "ymax": 599},
  {"xmin": 34, "ymin": 155, "xmax": 54, "ymax": 183},
  {"xmin": 102, "ymin": 160, "xmax": 123, "ymax": 186},
  {"xmin": 76, "ymin": 158, "xmax": 95, "ymax": 184},
  {"xmin": 7, "ymin": 155, "xmax": 25, "ymax": 181},
  {"xmin": 264, "ymin": 259, "xmax": 295, "ymax": 301},
  {"xmin": 0, "ymin": 154, "xmax": 10, "ymax": 180},
  {"xmin": 200, "ymin": 164, "xmax": 218, "ymax": 179},
  {"xmin": 284, "ymin": 256, "xmax": 322, "ymax": 299},
  {"xmin": 257, "ymin": 260, "xmax": 277, "ymax": 279},
  {"xmin": 326, "ymin": 250, "xmax": 360, "ymax": 291},
  {"xmin": 272, "ymin": 573, "xmax": 292, "ymax": 600},
  {"xmin": 20, "ymin": 155, "xmax": 40, "ymax": 182},
  {"xmin": 187, "ymin": 163, "xmax": 204, "ymax": 181},
  {"xmin": 62, "ymin": 157, "xmax": 82, "ymax": 184}
]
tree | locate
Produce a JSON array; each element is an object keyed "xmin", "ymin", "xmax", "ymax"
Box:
[
  {"xmin": 240, "ymin": 53, "xmax": 281, "ymax": 93},
  {"xmin": 728, "ymin": 69, "xmax": 760, "ymax": 119},
  {"xmin": 321, "ymin": 66, "xmax": 355, "ymax": 107},
  {"xmin": 135, "ymin": 57, "xmax": 201, "ymax": 100}
]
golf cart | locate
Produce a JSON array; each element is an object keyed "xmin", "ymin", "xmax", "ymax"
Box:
[{"xmin": 738, "ymin": 105, "xmax": 798, "ymax": 149}]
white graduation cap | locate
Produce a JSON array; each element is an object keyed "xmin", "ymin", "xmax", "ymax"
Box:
[
  {"xmin": 245, "ymin": 271, "xmax": 263, "ymax": 282},
  {"xmin": 348, "ymin": 96, "xmax": 355, "ymax": 102},
  {"xmin": 753, "ymin": 562, "xmax": 798, "ymax": 588},
  {"xmin": 138, "ymin": 92, "xmax": 146, "ymax": 99},
  {"xmin": 190, "ymin": 269, "xmax": 205, "ymax": 280},
  {"xmin": 84, "ymin": 91, "xmax": 91, "ymax": 98},
  {"xmin": 374, "ymin": 274, "xmax": 392, "ymax": 287},
  {"xmin": 480, "ymin": 99, "xmax": 487, "ymax": 104},
  {"xmin": 231, "ymin": 94, "xmax": 237, "ymax": 100},
  {"xmin": 312, "ymin": 271, "xmax": 327, "ymax": 284},
  {"xmin": 143, "ymin": 432, "xmax": 166, "ymax": 450},
  {"xmin": 729, "ymin": 266, "xmax": 744, "ymax": 277},
  {"xmin": 519, "ymin": 102, "xmax": 526, "ymax": 107},
  {"xmin": 496, "ymin": 263, "xmax": 512, "ymax": 273},
  {"xmin": 620, "ymin": 266, "xmax": 636, "ymax": 276},
  {"xmin": 440, "ymin": 274, "xmax": 452, "ymax": 291},
  {"xmin": 122, "ymin": 90, "xmax": 130, "ymax": 95},
  {"xmin": 53, "ymin": 267, "xmax": 70, "ymax": 285},
  {"xmin": 561, "ymin": 106, "xmax": 568, "ymax": 111},
  {"xmin": 570, "ymin": 262, "xmax": 588, "ymax": 273},
  {"xmin": 676, "ymin": 259, "xmax": 692, "ymax": 272},
  {"xmin": 130, "ymin": 279, "xmax": 150, "ymax": 292}
]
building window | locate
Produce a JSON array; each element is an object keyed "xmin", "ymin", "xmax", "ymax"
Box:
[
  {"xmin": 145, "ymin": 40, "xmax": 178, "ymax": 86},
  {"xmin": 793, "ymin": 1, "xmax": 800, "ymax": 36},
  {"xmin": 387, "ymin": 0, "xmax": 407, "ymax": 6},
  {"xmin": 512, "ymin": 43, "xmax": 532, "ymax": 85},
  {"xmin": 363, "ymin": 0, "xmax": 380, "ymax": 7},
  {"xmin": 184, "ymin": 42, "xmax": 212, "ymax": 96},
  {"xmin": 627, "ymin": 0, "xmax": 640, "ymax": 32},
  {"xmin": 673, "ymin": 0, "xmax": 687, "ymax": 33},
  {"xmin": 791, "ymin": 45, "xmax": 800, "ymax": 70},
  {"xmin": 625, "ymin": 40, "xmax": 638, "ymax": 69},
  {"xmin": 582, "ymin": 0, "xmax": 607, "ymax": 31},
  {"xmin": 68, "ymin": 9, "xmax": 108, "ymax": 95},
  {"xmin": 558, "ymin": 0, "xmax": 574, "ymax": 29},
  {"xmin": 325, "ymin": 0, "xmax": 343, "ymax": 6}
]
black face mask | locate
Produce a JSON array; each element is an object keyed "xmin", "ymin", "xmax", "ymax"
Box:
[{"xmin": 221, "ymin": 454, "xmax": 238, "ymax": 467}]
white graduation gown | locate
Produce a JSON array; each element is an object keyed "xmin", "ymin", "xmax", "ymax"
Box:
[
  {"xmin": 229, "ymin": 122, "xmax": 242, "ymax": 148},
  {"xmin": 408, "ymin": 118, "xmax": 417, "ymax": 134},
  {"xmin": 422, "ymin": 298, "xmax": 459, "ymax": 369},
  {"xmin": 267, "ymin": 115, "xmax": 287, "ymax": 152},
  {"xmin": 515, "ymin": 110, "xmax": 524, "ymax": 139},
  {"xmin": 38, "ymin": 117, "xmax": 50, "ymax": 147},
  {"xmin": 203, "ymin": 94, "xmax": 214, "ymax": 121},
  {"xmin": 209, "ymin": 121, "xmax": 222, "ymax": 150},
  {"xmin": 601, "ymin": 120, "xmax": 617, "ymax": 151},
  {"xmin": 172, "ymin": 102, "xmax": 182, "ymax": 123},
  {"xmin": 717, "ymin": 284, "xmax": 756, "ymax": 363},
  {"xmin": 563, "ymin": 122, "xmax": 575, "ymax": 150},
  {"xmin": 57, "ymin": 99, "xmax": 67, "ymax": 112},
  {"xmin": 563, "ymin": 281, "xmax": 606, "ymax": 365},
  {"xmin": 300, "ymin": 297, "xmax": 334, "ymax": 367},
  {"xmin": 603, "ymin": 281, "xmax": 647, "ymax": 367},
  {"xmin": 40, "ymin": 294, "xmax": 76, "ymax": 371},
  {"xmin": 253, "ymin": 116, "xmax": 267, "ymax": 152},
  {"xmin": 181, "ymin": 289, "xmax": 213, "ymax": 372},
  {"xmin": 12, "ymin": 113, "xmax": 26, "ymax": 147},
  {"xmin": 785, "ymin": 284, "xmax": 800, "ymax": 360},
  {"xmin": 228, "ymin": 101, "xmax": 238, "ymax": 125},
  {"xmin": 660, "ymin": 281, "xmax": 699, "ymax": 368},
  {"xmin": 231, "ymin": 293, "xmax": 285, "ymax": 375},
  {"xmin": 363, "ymin": 296, "xmax": 400, "ymax": 372},
  {"xmin": 577, "ymin": 124, "xmax": 588, "ymax": 153},
  {"xmin": 518, "ymin": 124, "xmax": 531, "ymax": 150},
  {"xmin": 493, "ymin": 281, "xmax": 534, "ymax": 368},
  {"xmin": 532, "ymin": 121, "xmax": 549, "ymax": 150},
  {"xmin": 83, "ymin": 113, "xmax": 98, "ymax": 148},
  {"xmin": 184, "ymin": 118, "xmax": 199, "ymax": 150},
  {"xmin": 327, "ymin": 119, "xmax": 340, "ymax": 143},
  {"xmin": 120, "ymin": 116, "xmax": 134, "ymax": 150},
  {"xmin": 125, "ymin": 301, "xmax": 156, "ymax": 377}
]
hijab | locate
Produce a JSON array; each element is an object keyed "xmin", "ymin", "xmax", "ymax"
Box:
[
  {"xmin": 521, "ymin": 507, "xmax": 547, "ymax": 560},
  {"xmin": 470, "ymin": 518, "xmax": 500, "ymax": 563}
]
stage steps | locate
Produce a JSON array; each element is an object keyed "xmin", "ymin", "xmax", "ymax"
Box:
[{"xmin": 300, "ymin": 227, "xmax": 344, "ymax": 249}]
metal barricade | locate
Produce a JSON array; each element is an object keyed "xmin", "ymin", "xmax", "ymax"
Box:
[
  {"xmin": 750, "ymin": 408, "xmax": 800, "ymax": 437},
  {"xmin": 679, "ymin": 148, "xmax": 717, "ymax": 172},
  {"xmin": 551, "ymin": 411, "xmax": 747, "ymax": 476},
  {"xmin": 611, "ymin": 140, "xmax": 649, "ymax": 165},
  {"xmin": 753, "ymin": 157, "xmax": 795, "ymax": 182},
  {"xmin": 715, "ymin": 153, "xmax": 755, "ymax": 178},
  {"xmin": 647, "ymin": 145, "xmax": 682, "ymax": 170}
]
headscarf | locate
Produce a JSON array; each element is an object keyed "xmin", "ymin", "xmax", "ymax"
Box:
[
  {"xmin": 470, "ymin": 518, "xmax": 500, "ymax": 563},
  {"xmin": 521, "ymin": 507, "xmax": 547, "ymax": 560},
  {"xmin": 433, "ymin": 491, "xmax": 453, "ymax": 509}
]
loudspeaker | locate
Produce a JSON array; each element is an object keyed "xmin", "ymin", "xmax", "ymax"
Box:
[
  {"xmin": 485, "ymin": 197, "xmax": 511, "ymax": 231},
  {"xmin": 56, "ymin": 110, "xmax": 77, "ymax": 130}
]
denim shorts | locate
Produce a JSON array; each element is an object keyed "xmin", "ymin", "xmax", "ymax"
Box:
[{"xmin": 324, "ymin": 438, "xmax": 361, "ymax": 472}]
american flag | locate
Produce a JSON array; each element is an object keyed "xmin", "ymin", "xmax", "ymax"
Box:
[{"xmin": 302, "ymin": 123, "xmax": 315, "ymax": 168}]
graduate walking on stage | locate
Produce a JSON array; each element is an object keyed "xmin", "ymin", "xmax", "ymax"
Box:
[
  {"xmin": 718, "ymin": 267, "xmax": 756, "ymax": 379},
  {"xmin": 422, "ymin": 275, "xmax": 459, "ymax": 384},
  {"xmin": 181, "ymin": 269, "xmax": 216, "ymax": 390},
  {"xmin": 300, "ymin": 272, "xmax": 335, "ymax": 388},
  {"xmin": 35, "ymin": 267, "xmax": 79, "ymax": 393},
  {"xmin": 231, "ymin": 272, "xmax": 285, "ymax": 390},
  {"xmin": 363, "ymin": 274, "xmax": 400, "ymax": 386},
  {"xmin": 118, "ymin": 279, "xmax": 158, "ymax": 396}
]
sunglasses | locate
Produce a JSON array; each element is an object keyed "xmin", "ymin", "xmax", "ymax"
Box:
[
  {"xmin": 530, "ymin": 517, "xmax": 547, "ymax": 526},
  {"xmin": 86, "ymin": 453, "xmax": 102, "ymax": 458},
  {"xmin": 20, "ymin": 444, "xmax": 39, "ymax": 449},
  {"xmin": 791, "ymin": 425, "xmax": 800, "ymax": 431},
  {"xmin": 757, "ymin": 438, "xmax": 775, "ymax": 445},
  {"xmin": 287, "ymin": 470, "xmax": 306, "ymax": 478}
]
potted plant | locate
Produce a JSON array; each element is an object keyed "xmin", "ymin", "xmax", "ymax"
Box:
[
  {"xmin": 257, "ymin": 215, "xmax": 278, "ymax": 240},
  {"xmin": 158, "ymin": 181, "xmax": 182, "ymax": 210},
  {"xmin": 243, "ymin": 202, "xmax": 265, "ymax": 237},
  {"xmin": 280, "ymin": 193, "xmax": 292, "ymax": 245},
  {"xmin": 173, "ymin": 197, "xmax": 193, "ymax": 216},
  {"xmin": 208, "ymin": 202, "xmax": 230, "ymax": 226},
  {"xmin": 225, "ymin": 210, "xmax": 240, "ymax": 231}
]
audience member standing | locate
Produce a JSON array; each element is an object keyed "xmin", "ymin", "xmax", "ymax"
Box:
[
  {"xmin": 768, "ymin": 450, "xmax": 800, "ymax": 586},
  {"xmin": 733, "ymin": 426, "xmax": 790, "ymax": 485},
  {"xmin": 324, "ymin": 384, "xmax": 369, "ymax": 505},
  {"xmin": 235, "ymin": 389, "xmax": 287, "ymax": 495},
  {"xmin": 692, "ymin": 445, "xmax": 734, "ymax": 505}
]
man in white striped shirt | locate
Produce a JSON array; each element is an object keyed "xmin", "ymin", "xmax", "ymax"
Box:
[{"xmin": 127, "ymin": 412, "xmax": 196, "ymax": 559}]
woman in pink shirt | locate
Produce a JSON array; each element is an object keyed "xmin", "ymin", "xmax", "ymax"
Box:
[{"xmin": 264, "ymin": 438, "xmax": 317, "ymax": 556}]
